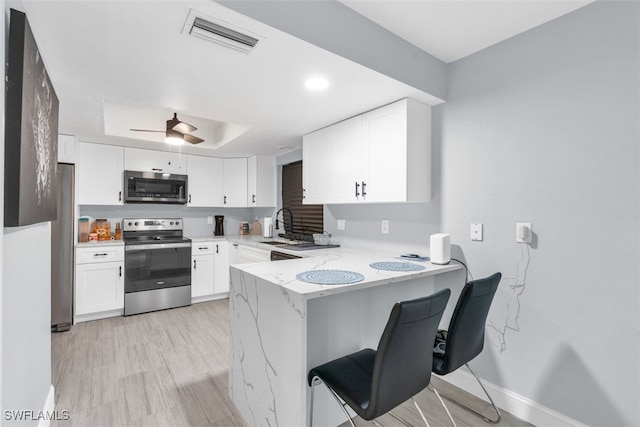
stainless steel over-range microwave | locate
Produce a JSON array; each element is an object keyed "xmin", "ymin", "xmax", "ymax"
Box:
[{"xmin": 124, "ymin": 170, "xmax": 188, "ymax": 204}]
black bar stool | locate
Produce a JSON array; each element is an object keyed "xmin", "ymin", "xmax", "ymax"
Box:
[{"xmin": 308, "ymin": 288, "xmax": 451, "ymax": 426}]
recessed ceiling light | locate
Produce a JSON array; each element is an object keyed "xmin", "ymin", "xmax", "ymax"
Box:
[{"xmin": 305, "ymin": 76, "xmax": 330, "ymax": 91}]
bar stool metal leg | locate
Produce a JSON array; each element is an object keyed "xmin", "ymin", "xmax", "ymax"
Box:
[
  {"xmin": 309, "ymin": 375, "xmax": 356, "ymax": 427},
  {"xmin": 429, "ymin": 385, "xmax": 457, "ymax": 427},
  {"xmin": 434, "ymin": 365, "xmax": 501, "ymax": 424},
  {"xmin": 412, "ymin": 398, "xmax": 432, "ymax": 427}
]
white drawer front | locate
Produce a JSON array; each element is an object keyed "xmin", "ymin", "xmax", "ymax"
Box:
[
  {"xmin": 192, "ymin": 242, "xmax": 215, "ymax": 255},
  {"xmin": 76, "ymin": 246, "xmax": 124, "ymax": 264}
]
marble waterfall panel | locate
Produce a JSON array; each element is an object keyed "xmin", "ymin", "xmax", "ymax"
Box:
[{"xmin": 229, "ymin": 266, "xmax": 308, "ymax": 426}]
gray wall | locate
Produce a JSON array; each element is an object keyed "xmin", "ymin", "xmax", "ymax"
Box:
[
  {"xmin": 323, "ymin": 1, "xmax": 639, "ymax": 425},
  {"xmin": 438, "ymin": 2, "xmax": 639, "ymax": 425},
  {"xmin": 1, "ymin": 1, "xmax": 54, "ymax": 424}
]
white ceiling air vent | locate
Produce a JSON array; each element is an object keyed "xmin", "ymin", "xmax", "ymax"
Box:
[{"xmin": 182, "ymin": 9, "xmax": 261, "ymax": 54}]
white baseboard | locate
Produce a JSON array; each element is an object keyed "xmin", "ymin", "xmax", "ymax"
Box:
[
  {"xmin": 437, "ymin": 369, "xmax": 588, "ymax": 427},
  {"xmin": 192, "ymin": 293, "xmax": 229, "ymax": 304},
  {"xmin": 74, "ymin": 308, "xmax": 123, "ymax": 324},
  {"xmin": 37, "ymin": 385, "xmax": 55, "ymax": 427}
]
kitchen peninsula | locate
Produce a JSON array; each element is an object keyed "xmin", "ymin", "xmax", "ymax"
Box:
[{"xmin": 228, "ymin": 246, "xmax": 461, "ymax": 426}]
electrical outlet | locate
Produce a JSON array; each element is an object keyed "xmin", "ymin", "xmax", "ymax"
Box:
[
  {"xmin": 337, "ymin": 219, "xmax": 346, "ymax": 231},
  {"xmin": 381, "ymin": 220, "xmax": 389, "ymax": 234},
  {"xmin": 470, "ymin": 223, "xmax": 483, "ymax": 241},
  {"xmin": 516, "ymin": 223, "xmax": 532, "ymax": 243},
  {"xmin": 207, "ymin": 216, "xmax": 213, "ymax": 225}
]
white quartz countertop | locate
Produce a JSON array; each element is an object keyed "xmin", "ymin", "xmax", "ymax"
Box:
[
  {"xmin": 231, "ymin": 242, "xmax": 461, "ymax": 299},
  {"xmin": 189, "ymin": 235, "xmax": 228, "ymax": 243},
  {"xmin": 76, "ymin": 240, "xmax": 124, "ymax": 248}
]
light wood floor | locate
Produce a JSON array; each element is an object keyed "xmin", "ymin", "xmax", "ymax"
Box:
[{"xmin": 51, "ymin": 299, "xmax": 533, "ymax": 427}]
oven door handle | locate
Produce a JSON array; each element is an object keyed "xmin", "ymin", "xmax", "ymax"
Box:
[{"xmin": 125, "ymin": 242, "xmax": 192, "ymax": 251}]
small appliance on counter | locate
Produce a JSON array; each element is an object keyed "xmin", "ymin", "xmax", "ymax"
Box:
[
  {"xmin": 263, "ymin": 217, "xmax": 273, "ymax": 238},
  {"xmin": 430, "ymin": 233, "xmax": 451, "ymax": 265},
  {"xmin": 214, "ymin": 215, "xmax": 224, "ymax": 236}
]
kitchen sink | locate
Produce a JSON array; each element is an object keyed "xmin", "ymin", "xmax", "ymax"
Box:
[{"xmin": 275, "ymin": 243, "xmax": 340, "ymax": 251}]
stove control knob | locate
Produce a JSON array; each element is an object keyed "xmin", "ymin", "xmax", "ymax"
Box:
[
  {"xmin": 134, "ymin": 222, "xmax": 139, "ymax": 226},
  {"xmin": 170, "ymin": 221, "xmax": 174, "ymax": 225},
  {"xmin": 127, "ymin": 221, "xmax": 132, "ymax": 226},
  {"xmin": 176, "ymin": 221, "xmax": 180, "ymax": 226}
]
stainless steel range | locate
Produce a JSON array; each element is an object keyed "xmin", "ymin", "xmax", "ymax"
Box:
[{"xmin": 123, "ymin": 218, "xmax": 191, "ymax": 316}]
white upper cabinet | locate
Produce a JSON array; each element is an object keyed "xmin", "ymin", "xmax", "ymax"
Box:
[
  {"xmin": 78, "ymin": 142, "xmax": 124, "ymax": 205},
  {"xmin": 325, "ymin": 115, "xmax": 363, "ymax": 203},
  {"xmin": 302, "ymin": 128, "xmax": 330, "ymax": 204},
  {"xmin": 58, "ymin": 134, "xmax": 77, "ymax": 164},
  {"xmin": 124, "ymin": 147, "xmax": 187, "ymax": 174},
  {"xmin": 186, "ymin": 155, "xmax": 224, "ymax": 207},
  {"xmin": 247, "ymin": 155, "xmax": 276, "ymax": 207},
  {"xmin": 304, "ymin": 116, "xmax": 362, "ymax": 204},
  {"xmin": 362, "ymin": 99, "xmax": 431, "ymax": 202},
  {"xmin": 223, "ymin": 158, "xmax": 248, "ymax": 207},
  {"xmin": 302, "ymin": 98, "xmax": 431, "ymax": 204}
]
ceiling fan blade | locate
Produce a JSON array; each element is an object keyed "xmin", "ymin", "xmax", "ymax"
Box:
[
  {"xmin": 167, "ymin": 112, "xmax": 197, "ymax": 134},
  {"xmin": 130, "ymin": 128, "xmax": 164, "ymax": 133},
  {"xmin": 172, "ymin": 121, "xmax": 197, "ymax": 134},
  {"xmin": 183, "ymin": 134, "xmax": 204, "ymax": 145}
]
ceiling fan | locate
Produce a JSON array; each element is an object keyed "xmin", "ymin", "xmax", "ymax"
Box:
[{"xmin": 130, "ymin": 112, "xmax": 204, "ymax": 145}]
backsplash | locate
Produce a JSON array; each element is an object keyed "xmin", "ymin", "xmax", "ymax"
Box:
[{"xmin": 79, "ymin": 205, "xmax": 267, "ymax": 238}]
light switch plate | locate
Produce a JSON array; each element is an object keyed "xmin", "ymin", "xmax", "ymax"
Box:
[
  {"xmin": 381, "ymin": 220, "xmax": 389, "ymax": 234},
  {"xmin": 207, "ymin": 216, "xmax": 213, "ymax": 225},
  {"xmin": 470, "ymin": 222, "xmax": 483, "ymax": 241},
  {"xmin": 337, "ymin": 219, "xmax": 346, "ymax": 231}
]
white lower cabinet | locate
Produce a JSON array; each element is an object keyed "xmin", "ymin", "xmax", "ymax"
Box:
[
  {"xmin": 192, "ymin": 240, "xmax": 230, "ymax": 302},
  {"xmin": 230, "ymin": 243, "xmax": 271, "ymax": 265},
  {"xmin": 214, "ymin": 241, "xmax": 230, "ymax": 294},
  {"xmin": 192, "ymin": 243, "xmax": 215, "ymax": 299},
  {"xmin": 75, "ymin": 245, "xmax": 124, "ymax": 322}
]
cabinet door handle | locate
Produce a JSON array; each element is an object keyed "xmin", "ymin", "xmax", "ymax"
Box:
[
  {"xmin": 302, "ymin": 188, "xmax": 306, "ymax": 199},
  {"xmin": 189, "ymin": 194, "xmax": 192, "ymax": 204},
  {"xmin": 252, "ymin": 194, "xmax": 256, "ymax": 204},
  {"xmin": 198, "ymin": 246, "xmax": 209, "ymax": 250},
  {"xmin": 119, "ymin": 266, "xmax": 122, "ymax": 277},
  {"xmin": 216, "ymin": 244, "xmax": 219, "ymax": 254},
  {"xmin": 118, "ymin": 191, "xmax": 122, "ymax": 202},
  {"xmin": 152, "ymin": 168, "xmax": 163, "ymax": 172},
  {"xmin": 362, "ymin": 181, "xmax": 367, "ymax": 197},
  {"xmin": 224, "ymin": 195, "xmax": 227, "ymax": 204},
  {"xmin": 355, "ymin": 181, "xmax": 360, "ymax": 198},
  {"xmin": 93, "ymin": 253, "xmax": 108, "ymax": 257},
  {"xmin": 193, "ymin": 259, "xmax": 197, "ymax": 269}
]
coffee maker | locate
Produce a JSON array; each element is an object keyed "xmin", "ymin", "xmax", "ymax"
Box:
[{"xmin": 214, "ymin": 215, "xmax": 224, "ymax": 236}]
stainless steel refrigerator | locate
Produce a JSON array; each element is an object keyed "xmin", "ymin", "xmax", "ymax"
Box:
[{"xmin": 51, "ymin": 163, "xmax": 74, "ymax": 332}]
